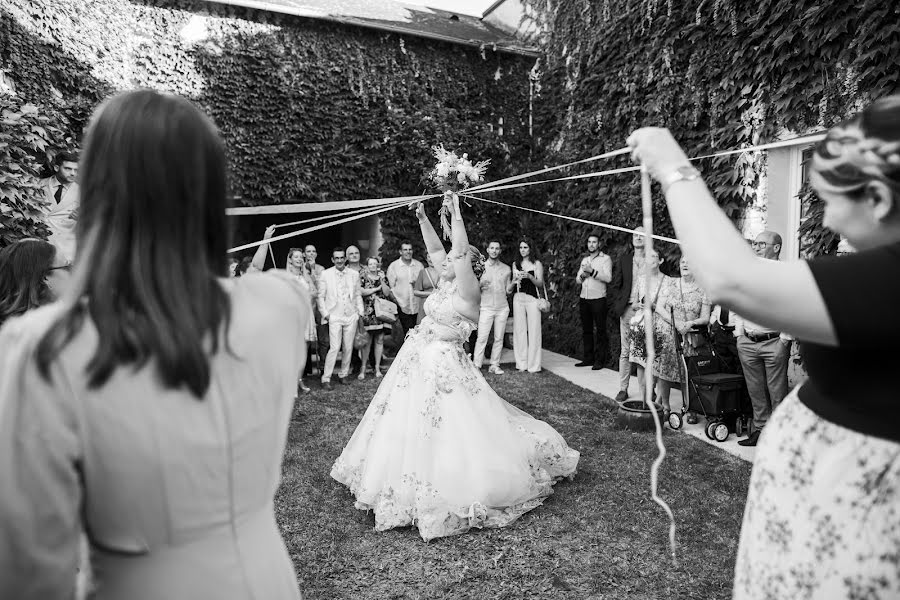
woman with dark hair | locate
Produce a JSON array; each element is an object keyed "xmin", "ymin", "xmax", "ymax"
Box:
[
  {"xmin": 0, "ymin": 90, "xmax": 308, "ymax": 600},
  {"xmin": 628, "ymin": 95, "xmax": 900, "ymax": 599},
  {"xmin": 0, "ymin": 239, "xmax": 70, "ymax": 327},
  {"xmin": 331, "ymin": 198, "xmax": 578, "ymax": 541},
  {"xmin": 509, "ymin": 238, "xmax": 545, "ymax": 372}
]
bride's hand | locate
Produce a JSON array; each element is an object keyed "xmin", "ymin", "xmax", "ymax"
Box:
[{"xmin": 626, "ymin": 127, "xmax": 691, "ymax": 182}]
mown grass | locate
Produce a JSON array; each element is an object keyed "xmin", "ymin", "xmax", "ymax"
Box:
[{"xmin": 277, "ymin": 366, "xmax": 751, "ymax": 599}]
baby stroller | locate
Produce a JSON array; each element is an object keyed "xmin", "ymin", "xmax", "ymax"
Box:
[{"xmin": 668, "ymin": 324, "xmax": 752, "ymax": 442}]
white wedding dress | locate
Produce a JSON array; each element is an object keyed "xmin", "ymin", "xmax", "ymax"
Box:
[{"xmin": 331, "ymin": 280, "xmax": 579, "ymax": 541}]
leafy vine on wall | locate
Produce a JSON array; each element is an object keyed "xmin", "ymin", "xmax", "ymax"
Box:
[
  {"xmin": 0, "ymin": 0, "xmax": 537, "ymax": 257},
  {"xmin": 518, "ymin": 0, "xmax": 899, "ymax": 359}
]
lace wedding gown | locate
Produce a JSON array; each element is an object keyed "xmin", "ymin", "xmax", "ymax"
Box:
[{"xmin": 331, "ymin": 280, "xmax": 579, "ymax": 541}]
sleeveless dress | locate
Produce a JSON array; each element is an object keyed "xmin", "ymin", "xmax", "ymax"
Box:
[{"xmin": 331, "ymin": 280, "xmax": 579, "ymax": 541}]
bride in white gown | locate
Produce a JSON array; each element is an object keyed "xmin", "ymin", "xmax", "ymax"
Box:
[{"xmin": 331, "ymin": 197, "xmax": 579, "ymax": 541}]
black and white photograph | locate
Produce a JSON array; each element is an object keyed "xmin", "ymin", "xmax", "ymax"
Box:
[{"xmin": 1, "ymin": 0, "xmax": 898, "ymax": 598}]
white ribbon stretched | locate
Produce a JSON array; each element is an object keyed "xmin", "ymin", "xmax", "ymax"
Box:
[
  {"xmin": 460, "ymin": 192, "xmax": 680, "ymax": 244},
  {"xmin": 226, "ymin": 193, "xmax": 440, "ymax": 216},
  {"xmin": 227, "ymin": 199, "xmax": 409, "ymax": 253}
]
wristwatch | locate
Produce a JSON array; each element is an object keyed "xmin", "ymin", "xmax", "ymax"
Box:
[{"xmin": 660, "ymin": 165, "xmax": 701, "ymax": 193}]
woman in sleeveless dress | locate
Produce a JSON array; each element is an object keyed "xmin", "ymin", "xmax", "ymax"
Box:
[{"xmin": 331, "ymin": 197, "xmax": 579, "ymax": 541}]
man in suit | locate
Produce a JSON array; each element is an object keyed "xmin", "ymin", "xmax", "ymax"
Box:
[
  {"xmin": 317, "ymin": 247, "xmax": 364, "ymax": 390},
  {"xmin": 607, "ymin": 227, "xmax": 646, "ymax": 402},
  {"xmin": 38, "ymin": 151, "xmax": 79, "ymax": 261}
]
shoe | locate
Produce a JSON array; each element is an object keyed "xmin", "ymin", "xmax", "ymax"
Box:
[
  {"xmin": 338, "ymin": 376, "xmax": 349, "ymax": 385},
  {"xmin": 574, "ymin": 361, "xmax": 592, "ymax": 367},
  {"xmin": 322, "ymin": 381, "xmax": 334, "ymax": 391},
  {"xmin": 488, "ymin": 366, "xmax": 505, "ymax": 375},
  {"xmin": 614, "ymin": 390, "xmax": 629, "ymax": 403},
  {"xmin": 738, "ymin": 430, "xmax": 761, "ymax": 447},
  {"xmin": 591, "ymin": 364, "xmax": 602, "ymax": 370},
  {"xmin": 297, "ymin": 381, "xmax": 311, "ymax": 394},
  {"xmin": 357, "ymin": 372, "xmax": 365, "ymax": 381},
  {"xmin": 686, "ymin": 413, "xmax": 699, "ymax": 425}
]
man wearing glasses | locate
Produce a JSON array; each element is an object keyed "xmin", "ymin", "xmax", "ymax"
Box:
[{"xmin": 735, "ymin": 230, "xmax": 792, "ymax": 447}]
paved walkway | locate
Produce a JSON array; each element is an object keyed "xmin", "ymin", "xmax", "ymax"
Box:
[{"xmin": 497, "ymin": 348, "xmax": 756, "ymax": 463}]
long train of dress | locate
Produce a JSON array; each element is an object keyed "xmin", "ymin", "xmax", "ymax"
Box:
[{"xmin": 331, "ymin": 280, "xmax": 579, "ymax": 541}]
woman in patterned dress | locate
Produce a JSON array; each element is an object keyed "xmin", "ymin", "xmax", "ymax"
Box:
[
  {"xmin": 627, "ymin": 249, "xmax": 667, "ymax": 402},
  {"xmin": 629, "ymin": 96, "xmax": 900, "ymax": 600},
  {"xmin": 250, "ymin": 227, "xmax": 318, "ymax": 395},
  {"xmin": 331, "ymin": 198, "xmax": 578, "ymax": 541},
  {"xmin": 654, "ymin": 256, "xmax": 710, "ymax": 420},
  {"xmin": 357, "ymin": 256, "xmax": 390, "ymax": 380}
]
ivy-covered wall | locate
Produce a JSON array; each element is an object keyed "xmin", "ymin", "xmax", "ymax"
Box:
[
  {"xmin": 0, "ymin": 0, "xmax": 537, "ymax": 257},
  {"xmin": 518, "ymin": 0, "xmax": 899, "ymax": 360}
]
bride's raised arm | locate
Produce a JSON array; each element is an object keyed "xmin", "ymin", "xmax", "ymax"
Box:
[
  {"xmin": 446, "ymin": 196, "xmax": 480, "ymax": 306},
  {"xmin": 415, "ymin": 202, "xmax": 447, "ymax": 269}
]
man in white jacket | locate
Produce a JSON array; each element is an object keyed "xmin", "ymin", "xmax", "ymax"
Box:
[
  {"xmin": 37, "ymin": 152, "xmax": 80, "ymax": 261},
  {"xmin": 317, "ymin": 247, "xmax": 364, "ymax": 390}
]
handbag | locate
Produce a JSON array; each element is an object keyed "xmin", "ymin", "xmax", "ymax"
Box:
[
  {"xmin": 353, "ymin": 317, "xmax": 369, "ymax": 350},
  {"xmin": 374, "ymin": 296, "xmax": 398, "ymax": 324},
  {"xmin": 537, "ymin": 281, "xmax": 551, "ymax": 313}
]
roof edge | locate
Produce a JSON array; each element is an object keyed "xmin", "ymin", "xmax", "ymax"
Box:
[{"xmin": 198, "ymin": 0, "xmax": 540, "ymax": 57}]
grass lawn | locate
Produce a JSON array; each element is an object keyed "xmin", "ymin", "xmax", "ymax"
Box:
[{"xmin": 277, "ymin": 366, "xmax": 752, "ymax": 600}]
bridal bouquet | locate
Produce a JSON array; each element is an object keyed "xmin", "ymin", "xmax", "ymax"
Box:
[{"xmin": 426, "ymin": 145, "xmax": 490, "ymax": 238}]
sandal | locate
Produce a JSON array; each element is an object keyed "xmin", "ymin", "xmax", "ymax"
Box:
[{"xmin": 357, "ymin": 372, "xmax": 365, "ymax": 381}]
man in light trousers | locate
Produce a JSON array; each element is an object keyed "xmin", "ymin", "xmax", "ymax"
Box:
[
  {"xmin": 317, "ymin": 248, "xmax": 364, "ymax": 390},
  {"xmin": 473, "ymin": 241, "xmax": 512, "ymax": 374}
]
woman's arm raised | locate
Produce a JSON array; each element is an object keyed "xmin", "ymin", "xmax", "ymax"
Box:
[
  {"xmin": 627, "ymin": 128, "xmax": 835, "ymax": 345},
  {"xmin": 415, "ymin": 203, "xmax": 447, "ymax": 269},
  {"xmin": 250, "ymin": 225, "xmax": 277, "ymax": 271}
]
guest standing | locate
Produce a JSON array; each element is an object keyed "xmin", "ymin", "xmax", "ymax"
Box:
[
  {"xmin": 358, "ymin": 257, "xmax": 390, "ymax": 380},
  {"xmin": 345, "ymin": 245, "xmax": 363, "ymax": 273},
  {"xmin": 510, "ymin": 238, "xmax": 544, "ymax": 373},
  {"xmin": 386, "ymin": 241, "xmax": 423, "ymax": 341},
  {"xmin": 608, "ymin": 227, "xmax": 646, "ymax": 402},
  {"xmin": 473, "ymin": 240, "xmax": 511, "ymax": 374},
  {"xmin": 627, "ymin": 248, "xmax": 665, "ymax": 404},
  {"xmin": 250, "ymin": 231, "xmax": 318, "ymax": 395},
  {"xmin": 0, "ymin": 90, "xmax": 307, "ymax": 600},
  {"xmin": 317, "ymin": 248, "xmax": 364, "ymax": 390},
  {"xmin": 574, "ymin": 233, "xmax": 612, "ymax": 370},
  {"xmin": 655, "ymin": 256, "xmax": 710, "ymax": 419},
  {"xmin": 37, "ymin": 151, "xmax": 80, "ymax": 261},
  {"xmin": 734, "ymin": 230, "xmax": 791, "ymax": 447}
]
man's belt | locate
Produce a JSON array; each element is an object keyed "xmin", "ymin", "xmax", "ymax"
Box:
[{"xmin": 744, "ymin": 331, "xmax": 780, "ymax": 343}]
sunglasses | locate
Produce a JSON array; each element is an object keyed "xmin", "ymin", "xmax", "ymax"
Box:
[{"xmin": 751, "ymin": 241, "xmax": 768, "ymax": 249}]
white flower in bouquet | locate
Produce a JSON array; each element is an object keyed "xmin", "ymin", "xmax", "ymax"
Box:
[{"xmin": 426, "ymin": 145, "xmax": 491, "ymax": 239}]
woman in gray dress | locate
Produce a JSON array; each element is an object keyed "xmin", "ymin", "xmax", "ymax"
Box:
[{"xmin": 0, "ymin": 90, "xmax": 308, "ymax": 600}]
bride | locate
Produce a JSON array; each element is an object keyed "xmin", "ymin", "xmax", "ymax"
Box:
[{"xmin": 331, "ymin": 196, "xmax": 579, "ymax": 541}]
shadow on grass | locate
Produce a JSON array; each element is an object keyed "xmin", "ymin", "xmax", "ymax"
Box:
[{"xmin": 277, "ymin": 367, "xmax": 750, "ymax": 600}]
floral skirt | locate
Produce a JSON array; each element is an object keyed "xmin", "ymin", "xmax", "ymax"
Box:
[
  {"xmin": 734, "ymin": 387, "xmax": 900, "ymax": 599},
  {"xmin": 628, "ymin": 315, "xmax": 680, "ymax": 382},
  {"xmin": 330, "ymin": 325, "xmax": 579, "ymax": 541}
]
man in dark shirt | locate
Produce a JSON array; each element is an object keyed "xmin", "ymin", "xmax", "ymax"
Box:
[{"xmin": 607, "ymin": 227, "xmax": 645, "ymax": 402}]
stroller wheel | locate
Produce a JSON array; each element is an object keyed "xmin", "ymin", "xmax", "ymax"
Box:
[
  {"xmin": 705, "ymin": 421, "xmax": 716, "ymax": 440},
  {"xmin": 668, "ymin": 412, "xmax": 683, "ymax": 430},
  {"xmin": 735, "ymin": 416, "xmax": 744, "ymax": 437},
  {"xmin": 712, "ymin": 422, "xmax": 730, "ymax": 442}
]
